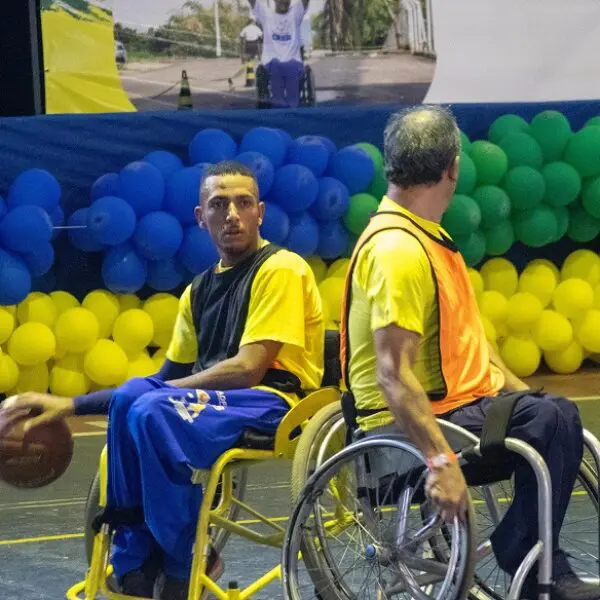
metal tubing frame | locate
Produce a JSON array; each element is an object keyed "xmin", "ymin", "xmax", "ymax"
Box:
[{"xmin": 582, "ymin": 428, "xmax": 600, "ymax": 580}]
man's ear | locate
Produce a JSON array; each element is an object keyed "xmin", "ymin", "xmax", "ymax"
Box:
[
  {"xmin": 258, "ymin": 201, "xmax": 265, "ymax": 226},
  {"xmin": 448, "ymin": 155, "xmax": 460, "ymax": 182},
  {"xmin": 194, "ymin": 205, "xmax": 205, "ymax": 228}
]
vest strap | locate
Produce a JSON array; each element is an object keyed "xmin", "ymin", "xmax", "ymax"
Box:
[
  {"xmin": 261, "ymin": 368, "xmax": 305, "ymax": 399},
  {"xmin": 91, "ymin": 507, "xmax": 145, "ymax": 534}
]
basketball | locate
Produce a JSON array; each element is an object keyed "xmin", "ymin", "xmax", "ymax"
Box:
[{"xmin": 0, "ymin": 410, "xmax": 73, "ymax": 489}]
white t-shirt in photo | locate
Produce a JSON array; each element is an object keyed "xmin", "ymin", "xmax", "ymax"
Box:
[
  {"xmin": 240, "ymin": 23, "xmax": 263, "ymax": 42},
  {"xmin": 253, "ymin": 1, "xmax": 306, "ymax": 65}
]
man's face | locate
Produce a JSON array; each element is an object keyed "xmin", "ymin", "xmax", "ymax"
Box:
[
  {"xmin": 275, "ymin": 0, "xmax": 291, "ymax": 13},
  {"xmin": 196, "ymin": 174, "xmax": 264, "ymax": 260}
]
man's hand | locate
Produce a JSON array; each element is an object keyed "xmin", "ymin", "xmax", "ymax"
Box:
[
  {"xmin": 425, "ymin": 461, "xmax": 469, "ymax": 522},
  {"xmin": 0, "ymin": 393, "xmax": 75, "ymax": 436}
]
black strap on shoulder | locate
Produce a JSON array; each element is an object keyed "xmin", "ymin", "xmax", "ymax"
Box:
[
  {"xmin": 261, "ymin": 368, "xmax": 305, "ymax": 399},
  {"xmin": 91, "ymin": 507, "xmax": 145, "ymax": 534}
]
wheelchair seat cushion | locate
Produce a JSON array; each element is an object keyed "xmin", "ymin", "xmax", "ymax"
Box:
[{"xmin": 238, "ymin": 428, "xmax": 276, "ymax": 451}]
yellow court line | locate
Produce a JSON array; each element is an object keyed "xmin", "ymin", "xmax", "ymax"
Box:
[{"xmin": 0, "ymin": 533, "xmax": 84, "ymax": 546}]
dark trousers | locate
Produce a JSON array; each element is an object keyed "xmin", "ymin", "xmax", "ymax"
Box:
[{"xmin": 445, "ymin": 393, "xmax": 583, "ymax": 577}]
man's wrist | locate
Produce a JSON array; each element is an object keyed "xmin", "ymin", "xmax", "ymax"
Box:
[{"xmin": 426, "ymin": 451, "xmax": 458, "ymax": 471}]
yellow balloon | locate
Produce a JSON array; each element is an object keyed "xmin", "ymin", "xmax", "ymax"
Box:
[
  {"xmin": 127, "ymin": 352, "xmax": 157, "ymax": 379},
  {"xmin": 143, "ymin": 293, "xmax": 179, "ymax": 349},
  {"xmin": 560, "ymin": 249, "xmax": 600, "ymax": 286},
  {"xmin": 83, "ymin": 290, "xmax": 120, "ymax": 338},
  {"xmin": 318, "ymin": 278, "xmax": 345, "ymax": 323},
  {"xmin": 552, "ymin": 278, "xmax": 594, "ymax": 320},
  {"xmin": 480, "ymin": 316, "xmax": 497, "ymax": 343},
  {"xmin": 531, "ymin": 310, "xmax": 573, "ymax": 352},
  {"xmin": 575, "ymin": 309, "xmax": 600, "ymax": 353},
  {"xmin": 306, "ymin": 256, "xmax": 327, "ymax": 283},
  {"xmin": 326, "ymin": 321, "xmax": 340, "ymax": 331},
  {"xmin": 15, "ymin": 362, "xmax": 49, "ymax": 393},
  {"xmin": 54, "ymin": 307, "xmax": 100, "ymax": 354},
  {"xmin": 0, "ymin": 307, "xmax": 15, "ymax": 345},
  {"xmin": 495, "ymin": 321, "xmax": 509, "ymax": 341},
  {"xmin": 84, "ymin": 339, "xmax": 129, "ymax": 386},
  {"xmin": 544, "ymin": 340, "xmax": 584, "ymax": 375},
  {"xmin": 506, "ymin": 293, "xmax": 543, "ymax": 333},
  {"xmin": 500, "ymin": 335, "xmax": 541, "ymax": 378},
  {"xmin": 467, "ymin": 268, "xmax": 484, "ymax": 296},
  {"xmin": 153, "ymin": 348, "xmax": 167, "ymax": 371},
  {"xmin": 50, "ymin": 291, "xmax": 80, "ymax": 315},
  {"xmin": 118, "ymin": 294, "xmax": 142, "ymax": 312},
  {"xmin": 480, "ymin": 258, "xmax": 518, "ymax": 298},
  {"xmin": 528, "ymin": 258, "xmax": 560, "ymax": 281},
  {"xmin": 50, "ymin": 354, "xmax": 90, "ymax": 397},
  {"xmin": 8, "ymin": 322, "xmax": 56, "ymax": 366},
  {"xmin": 113, "ymin": 309, "xmax": 155, "ymax": 355},
  {"xmin": 0, "ymin": 352, "xmax": 19, "ymax": 393},
  {"xmin": 478, "ymin": 290, "xmax": 508, "ymax": 324},
  {"xmin": 17, "ymin": 292, "xmax": 58, "ymax": 327},
  {"xmin": 594, "ymin": 284, "xmax": 600, "ymax": 310},
  {"xmin": 327, "ymin": 258, "xmax": 350, "ymax": 280},
  {"xmin": 320, "ymin": 297, "xmax": 331, "ymax": 327},
  {"xmin": 518, "ymin": 263, "xmax": 558, "ymax": 308},
  {"xmin": 3, "ymin": 305, "xmax": 17, "ymax": 317}
]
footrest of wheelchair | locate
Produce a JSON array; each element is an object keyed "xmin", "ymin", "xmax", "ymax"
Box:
[{"xmin": 239, "ymin": 429, "xmax": 276, "ymax": 451}]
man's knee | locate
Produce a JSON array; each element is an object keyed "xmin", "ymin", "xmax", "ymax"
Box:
[{"xmin": 110, "ymin": 377, "xmax": 158, "ymax": 415}]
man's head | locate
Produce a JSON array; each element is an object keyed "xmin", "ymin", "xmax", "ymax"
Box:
[
  {"xmin": 274, "ymin": 0, "xmax": 292, "ymax": 14},
  {"xmin": 384, "ymin": 106, "xmax": 460, "ymax": 204},
  {"xmin": 196, "ymin": 161, "xmax": 264, "ymax": 265}
]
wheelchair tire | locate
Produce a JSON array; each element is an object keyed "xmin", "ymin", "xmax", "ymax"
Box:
[{"xmin": 301, "ymin": 66, "xmax": 316, "ymax": 107}]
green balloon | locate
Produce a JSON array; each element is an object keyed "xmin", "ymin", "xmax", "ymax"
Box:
[
  {"xmin": 470, "ymin": 141, "xmax": 509, "ymax": 186},
  {"xmin": 471, "ymin": 185, "xmax": 512, "ymax": 229},
  {"xmin": 456, "ymin": 230, "xmax": 486, "ymax": 267},
  {"xmin": 541, "ymin": 161, "xmax": 581, "ymax": 207},
  {"xmin": 441, "ymin": 194, "xmax": 481, "ymax": 237},
  {"xmin": 368, "ymin": 167, "xmax": 387, "ymax": 201},
  {"xmin": 564, "ymin": 127, "xmax": 600, "ymax": 178},
  {"xmin": 498, "ymin": 132, "xmax": 543, "ymax": 169},
  {"xmin": 553, "ymin": 206, "xmax": 569, "ymax": 241},
  {"xmin": 530, "ymin": 110, "xmax": 573, "ymax": 162},
  {"xmin": 513, "ymin": 205, "xmax": 558, "ymax": 248},
  {"xmin": 343, "ymin": 232, "xmax": 359, "ymax": 258},
  {"xmin": 484, "ymin": 220, "xmax": 515, "ymax": 256},
  {"xmin": 503, "ymin": 166, "xmax": 546, "ymax": 210},
  {"xmin": 355, "ymin": 143, "xmax": 384, "ymax": 172},
  {"xmin": 488, "ymin": 114, "xmax": 530, "ymax": 144},
  {"xmin": 568, "ymin": 205, "xmax": 600, "ymax": 242},
  {"xmin": 585, "ymin": 116, "xmax": 600, "ymax": 128},
  {"xmin": 456, "ymin": 152, "xmax": 477, "ymax": 194},
  {"xmin": 460, "ymin": 131, "xmax": 472, "ymax": 154},
  {"xmin": 343, "ymin": 193, "xmax": 379, "ymax": 235},
  {"xmin": 582, "ymin": 176, "xmax": 600, "ymax": 219}
]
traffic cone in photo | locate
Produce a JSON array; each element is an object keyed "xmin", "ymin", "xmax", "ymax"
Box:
[
  {"xmin": 245, "ymin": 61, "xmax": 256, "ymax": 88},
  {"xmin": 178, "ymin": 70, "xmax": 193, "ymax": 110}
]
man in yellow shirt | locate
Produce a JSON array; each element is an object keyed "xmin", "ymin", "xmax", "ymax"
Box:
[
  {"xmin": 2, "ymin": 162, "xmax": 324, "ymax": 599},
  {"xmin": 341, "ymin": 107, "xmax": 596, "ymax": 600}
]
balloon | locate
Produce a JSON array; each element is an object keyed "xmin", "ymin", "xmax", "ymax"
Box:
[
  {"xmin": 127, "ymin": 352, "xmax": 157, "ymax": 378},
  {"xmin": 8, "ymin": 322, "xmax": 56, "ymax": 366},
  {"xmin": 50, "ymin": 354, "xmax": 90, "ymax": 397},
  {"xmin": 67, "ymin": 208, "xmax": 106, "ymax": 252},
  {"xmin": 541, "ymin": 162, "xmax": 581, "ymax": 207},
  {"xmin": 0, "ymin": 205, "xmax": 52, "ymax": 253},
  {"xmin": 0, "ymin": 197, "xmax": 6, "ymax": 219},
  {"xmin": 118, "ymin": 294, "xmax": 141, "ymax": 312},
  {"xmin": 235, "ymin": 151, "xmax": 275, "ymax": 197},
  {"xmin": 481, "ymin": 316, "xmax": 497, "ymax": 343},
  {"xmin": 144, "ymin": 150, "xmax": 184, "ymax": 180},
  {"xmin": 456, "ymin": 230, "xmax": 486, "ymax": 267},
  {"xmin": 310, "ymin": 177, "xmax": 350, "ymax": 222},
  {"xmin": 152, "ymin": 348, "xmax": 168, "ymax": 372},
  {"xmin": 344, "ymin": 232, "xmax": 358, "ymax": 258},
  {"xmin": 567, "ymin": 205, "xmax": 600, "ymax": 243},
  {"xmin": 574, "ymin": 309, "xmax": 600, "ymax": 353},
  {"xmin": 87, "ymin": 196, "xmax": 137, "ymax": 246},
  {"xmin": 469, "ymin": 141, "xmax": 508, "ymax": 186},
  {"xmin": 317, "ymin": 221, "xmax": 348, "ymax": 259},
  {"xmin": 91, "ymin": 173, "xmax": 119, "ymax": 202},
  {"xmin": 0, "ymin": 249, "xmax": 31, "ymax": 305},
  {"xmin": 561, "ymin": 249, "xmax": 600, "ymax": 286},
  {"xmin": 506, "ymin": 293, "xmax": 543, "ymax": 333},
  {"xmin": 102, "ymin": 244, "xmax": 148, "ymax": 294},
  {"xmin": 484, "ymin": 220, "xmax": 514, "ymax": 256},
  {"xmin": 467, "ymin": 268, "xmax": 484, "ymax": 296},
  {"xmin": 343, "ymin": 193, "xmax": 379, "ymax": 236},
  {"xmin": 513, "ymin": 206, "xmax": 558, "ymax": 248},
  {"xmin": 306, "ymin": 256, "xmax": 327, "ymax": 283},
  {"xmin": 544, "ymin": 340, "xmax": 584, "ymax": 375},
  {"xmin": 239, "ymin": 127, "xmax": 287, "ymax": 168},
  {"xmin": 177, "ymin": 226, "xmax": 219, "ymax": 274},
  {"xmin": 271, "ymin": 164, "xmax": 319, "ymax": 214},
  {"xmin": 327, "ymin": 147, "xmax": 375, "ymax": 195},
  {"xmin": 147, "ymin": 257, "xmax": 186, "ymax": 291},
  {"xmin": 274, "ymin": 128, "xmax": 294, "ymax": 149},
  {"xmin": 164, "ymin": 166, "xmax": 204, "ymax": 225},
  {"xmin": 581, "ymin": 176, "xmax": 600, "ymax": 219},
  {"xmin": 143, "ymin": 293, "xmax": 180, "ymax": 348},
  {"xmin": 502, "ymin": 166, "xmax": 545, "ymax": 210},
  {"xmin": 529, "ymin": 110, "xmax": 573, "ymax": 162},
  {"xmin": 456, "ymin": 153, "xmax": 477, "ymax": 195},
  {"xmin": 488, "ymin": 114, "xmax": 530, "ymax": 144},
  {"xmin": 564, "ymin": 126, "xmax": 600, "ymax": 177},
  {"xmin": 50, "ymin": 205, "xmax": 65, "ymax": 240},
  {"xmin": 14, "ymin": 362, "xmax": 49, "ymax": 393},
  {"xmin": 354, "ymin": 143, "xmax": 384, "ymax": 171},
  {"xmin": 586, "ymin": 117, "xmax": 600, "ymax": 128},
  {"xmin": 441, "ymin": 195, "xmax": 481, "ymax": 237},
  {"xmin": 54, "ymin": 307, "xmax": 100, "ymax": 354},
  {"xmin": 82, "ymin": 290, "xmax": 120, "ymax": 338},
  {"xmin": 327, "ymin": 258, "xmax": 350, "ymax": 279},
  {"xmin": 0, "ymin": 307, "xmax": 15, "ymax": 344},
  {"xmin": 478, "ymin": 290, "xmax": 508, "ymax": 324},
  {"xmin": 0, "ymin": 352, "xmax": 19, "ymax": 393},
  {"xmin": 113, "ymin": 309, "xmax": 155, "ymax": 355},
  {"xmin": 553, "ymin": 279, "xmax": 594, "ymax": 319},
  {"xmin": 285, "ymin": 212, "xmax": 319, "ymax": 257},
  {"xmin": 518, "ymin": 263, "xmax": 558, "ymax": 307},
  {"xmin": 459, "ymin": 130, "xmax": 472, "ymax": 154},
  {"xmin": 288, "ymin": 137, "xmax": 331, "ymax": 177},
  {"xmin": 133, "ymin": 211, "xmax": 184, "ymax": 261},
  {"xmin": 480, "ymin": 258, "xmax": 518, "ymax": 298},
  {"xmin": 20, "ymin": 243, "xmax": 55, "ymax": 278},
  {"xmin": 260, "ymin": 202, "xmax": 290, "ymax": 245},
  {"xmin": 368, "ymin": 167, "xmax": 387, "ymax": 201},
  {"xmin": 471, "ymin": 186, "xmax": 511, "ymax": 230},
  {"xmin": 189, "ymin": 128, "xmax": 237, "ymax": 164},
  {"xmin": 7, "ymin": 169, "xmax": 61, "ymax": 212},
  {"xmin": 314, "ymin": 136, "xmax": 337, "ymax": 155},
  {"xmin": 117, "ymin": 161, "xmax": 165, "ymax": 216},
  {"xmin": 84, "ymin": 339, "xmax": 129, "ymax": 386},
  {"xmin": 500, "ymin": 335, "xmax": 541, "ymax": 377},
  {"xmin": 553, "ymin": 206, "xmax": 569, "ymax": 241},
  {"xmin": 319, "ymin": 278, "xmax": 345, "ymax": 322},
  {"xmin": 498, "ymin": 132, "xmax": 543, "ymax": 170},
  {"xmin": 17, "ymin": 292, "xmax": 57, "ymax": 327}
]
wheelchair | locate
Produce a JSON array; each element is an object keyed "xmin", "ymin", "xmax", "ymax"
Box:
[{"xmin": 283, "ymin": 400, "xmax": 600, "ymax": 600}]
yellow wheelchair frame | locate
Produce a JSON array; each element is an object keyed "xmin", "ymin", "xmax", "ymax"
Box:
[{"xmin": 66, "ymin": 386, "xmax": 341, "ymax": 600}]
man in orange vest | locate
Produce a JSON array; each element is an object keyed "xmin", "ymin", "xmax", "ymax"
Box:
[{"xmin": 341, "ymin": 106, "xmax": 598, "ymax": 600}]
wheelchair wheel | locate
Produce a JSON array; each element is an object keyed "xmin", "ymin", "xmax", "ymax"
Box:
[
  {"xmin": 256, "ymin": 64, "xmax": 271, "ymax": 109},
  {"xmin": 300, "ymin": 66, "xmax": 316, "ymax": 107},
  {"xmin": 283, "ymin": 435, "xmax": 476, "ymax": 600},
  {"xmin": 84, "ymin": 467, "xmax": 248, "ymax": 565}
]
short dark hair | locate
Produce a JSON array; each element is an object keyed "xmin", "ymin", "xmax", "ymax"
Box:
[
  {"xmin": 201, "ymin": 160, "xmax": 258, "ymax": 195},
  {"xmin": 384, "ymin": 105, "xmax": 460, "ymax": 188}
]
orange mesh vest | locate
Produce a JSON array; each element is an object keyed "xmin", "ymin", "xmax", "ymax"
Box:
[{"xmin": 340, "ymin": 210, "xmax": 503, "ymax": 417}]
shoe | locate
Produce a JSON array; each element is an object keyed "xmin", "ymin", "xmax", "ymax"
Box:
[
  {"xmin": 117, "ymin": 555, "xmax": 161, "ymax": 598},
  {"xmin": 551, "ymin": 573, "xmax": 600, "ymax": 600}
]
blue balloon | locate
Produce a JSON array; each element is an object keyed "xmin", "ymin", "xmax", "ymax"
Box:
[
  {"xmin": 67, "ymin": 208, "xmax": 106, "ymax": 252},
  {"xmin": 177, "ymin": 226, "xmax": 219, "ymax": 274},
  {"xmin": 274, "ymin": 128, "xmax": 294, "ymax": 149},
  {"xmin": 0, "ymin": 249, "xmax": 31, "ymax": 305},
  {"xmin": 327, "ymin": 147, "xmax": 375, "ymax": 195},
  {"xmin": 0, "ymin": 197, "xmax": 6, "ymax": 220},
  {"xmin": 260, "ymin": 202, "xmax": 290, "ymax": 245},
  {"xmin": 236, "ymin": 151, "xmax": 275, "ymax": 197},
  {"xmin": 0, "ymin": 205, "xmax": 53, "ymax": 253},
  {"xmin": 7, "ymin": 169, "xmax": 61, "ymax": 212},
  {"xmin": 50, "ymin": 205, "xmax": 65, "ymax": 240},
  {"xmin": 310, "ymin": 177, "xmax": 350, "ymax": 221},
  {"xmin": 271, "ymin": 164, "xmax": 319, "ymax": 214},
  {"xmin": 285, "ymin": 212, "xmax": 319, "ymax": 257},
  {"xmin": 164, "ymin": 167, "xmax": 204, "ymax": 225},
  {"xmin": 20, "ymin": 243, "xmax": 55, "ymax": 277},
  {"xmin": 91, "ymin": 173, "xmax": 119, "ymax": 202},
  {"xmin": 88, "ymin": 196, "xmax": 137, "ymax": 246},
  {"xmin": 189, "ymin": 129, "xmax": 237, "ymax": 164},
  {"xmin": 117, "ymin": 161, "xmax": 165, "ymax": 216},
  {"xmin": 133, "ymin": 211, "xmax": 184, "ymax": 261},
  {"xmin": 288, "ymin": 137, "xmax": 330, "ymax": 177},
  {"xmin": 314, "ymin": 136, "xmax": 337, "ymax": 155},
  {"xmin": 144, "ymin": 150, "xmax": 184, "ymax": 180},
  {"xmin": 240, "ymin": 128, "xmax": 288, "ymax": 169},
  {"xmin": 147, "ymin": 257, "xmax": 186, "ymax": 291},
  {"xmin": 317, "ymin": 220, "xmax": 348, "ymax": 259},
  {"xmin": 102, "ymin": 244, "xmax": 148, "ymax": 294}
]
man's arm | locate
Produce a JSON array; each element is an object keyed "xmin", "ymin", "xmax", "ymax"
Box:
[
  {"xmin": 487, "ymin": 341, "xmax": 529, "ymax": 391},
  {"xmin": 247, "ymin": 0, "xmax": 257, "ymax": 8},
  {"xmin": 302, "ymin": 0, "xmax": 310, "ymax": 9}
]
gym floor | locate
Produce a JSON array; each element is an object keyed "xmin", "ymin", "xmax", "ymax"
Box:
[{"xmin": 1, "ymin": 369, "xmax": 599, "ymax": 600}]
